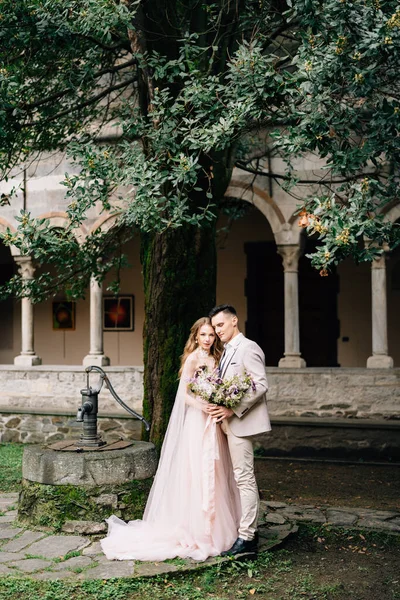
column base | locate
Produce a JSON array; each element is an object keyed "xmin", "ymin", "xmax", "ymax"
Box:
[
  {"xmin": 14, "ymin": 354, "xmax": 42, "ymax": 366},
  {"xmin": 278, "ymin": 355, "xmax": 306, "ymax": 368},
  {"xmin": 83, "ymin": 354, "xmax": 110, "ymax": 367},
  {"xmin": 366, "ymin": 355, "xmax": 394, "ymax": 369}
]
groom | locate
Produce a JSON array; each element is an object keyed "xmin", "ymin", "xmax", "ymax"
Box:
[{"xmin": 208, "ymin": 304, "xmax": 271, "ymax": 556}]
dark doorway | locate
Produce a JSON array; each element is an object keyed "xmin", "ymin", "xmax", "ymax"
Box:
[
  {"xmin": 245, "ymin": 242, "xmax": 284, "ymax": 366},
  {"xmin": 245, "ymin": 240, "xmax": 340, "ymax": 366},
  {"xmin": 298, "ymin": 239, "xmax": 340, "ymax": 366},
  {"xmin": 0, "ymin": 243, "xmax": 15, "ymax": 351}
]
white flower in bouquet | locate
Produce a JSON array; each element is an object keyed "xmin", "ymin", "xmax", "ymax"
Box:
[{"xmin": 188, "ymin": 365, "xmax": 255, "ymax": 410}]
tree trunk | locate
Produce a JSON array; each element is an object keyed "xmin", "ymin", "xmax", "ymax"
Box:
[{"xmin": 141, "ymin": 221, "xmax": 217, "ymax": 452}]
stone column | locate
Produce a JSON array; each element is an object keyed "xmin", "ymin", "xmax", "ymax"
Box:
[
  {"xmin": 14, "ymin": 256, "xmax": 42, "ymax": 366},
  {"xmin": 277, "ymin": 245, "xmax": 306, "ymax": 368},
  {"xmin": 367, "ymin": 254, "xmax": 393, "ymax": 368},
  {"xmin": 83, "ymin": 276, "xmax": 110, "ymax": 366}
]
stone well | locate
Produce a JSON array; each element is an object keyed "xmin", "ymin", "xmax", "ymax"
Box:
[{"xmin": 18, "ymin": 442, "xmax": 157, "ymax": 532}]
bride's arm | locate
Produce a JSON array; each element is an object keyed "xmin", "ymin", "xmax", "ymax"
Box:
[{"xmin": 181, "ymin": 354, "xmax": 209, "ymax": 413}]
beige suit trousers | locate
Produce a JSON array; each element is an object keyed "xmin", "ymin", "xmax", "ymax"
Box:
[{"xmin": 221, "ymin": 419, "xmax": 259, "ymax": 540}]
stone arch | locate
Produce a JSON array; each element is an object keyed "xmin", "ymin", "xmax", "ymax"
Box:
[
  {"xmin": 0, "ymin": 216, "xmax": 16, "ymax": 236},
  {"xmin": 225, "ymin": 180, "xmax": 302, "ymax": 245},
  {"xmin": 225, "ymin": 180, "xmax": 284, "ymax": 233},
  {"xmin": 384, "ymin": 203, "xmax": 400, "ymax": 224},
  {"xmin": 38, "ymin": 211, "xmax": 87, "ymax": 243},
  {"xmin": 89, "ymin": 212, "xmax": 122, "ymax": 235},
  {"xmin": 0, "ymin": 217, "xmax": 20, "ymax": 256}
]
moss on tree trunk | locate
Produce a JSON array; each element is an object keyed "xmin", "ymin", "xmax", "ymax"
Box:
[{"xmin": 141, "ymin": 223, "xmax": 217, "ymax": 452}]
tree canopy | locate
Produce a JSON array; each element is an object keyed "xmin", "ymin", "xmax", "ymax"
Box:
[
  {"xmin": 1, "ymin": 0, "xmax": 400, "ymax": 445},
  {"xmin": 0, "ymin": 0, "xmax": 399, "ymax": 295}
]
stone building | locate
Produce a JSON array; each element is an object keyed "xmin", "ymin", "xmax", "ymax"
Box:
[{"xmin": 0, "ymin": 152, "xmax": 399, "ymax": 458}]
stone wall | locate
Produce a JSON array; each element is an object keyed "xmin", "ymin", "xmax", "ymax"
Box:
[
  {"xmin": 265, "ymin": 367, "xmax": 400, "ymax": 419},
  {"xmin": 0, "ymin": 366, "xmax": 399, "ymax": 456},
  {"xmin": 2, "ymin": 365, "xmax": 398, "ymax": 420},
  {"xmin": 0, "ymin": 365, "xmax": 143, "ymax": 415},
  {"xmin": 0, "ymin": 411, "xmax": 142, "ymax": 445}
]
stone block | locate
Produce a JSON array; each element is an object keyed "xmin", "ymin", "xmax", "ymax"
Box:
[
  {"xmin": 120, "ymin": 419, "xmax": 141, "ymax": 432},
  {"xmin": 20, "ymin": 420, "xmax": 42, "ymax": 432},
  {"xmin": 84, "ymin": 561, "xmax": 135, "ymax": 579},
  {"xmin": 279, "ymin": 506, "xmax": 326, "ymax": 523},
  {"xmin": 2, "ymin": 530, "xmax": 47, "ymax": 552},
  {"xmin": 82, "ymin": 541, "xmax": 103, "ymax": 556},
  {"xmin": 12, "ymin": 558, "xmax": 53, "ymax": 572},
  {"xmin": 42, "ymin": 424, "xmax": 58, "ymax": 433},
  {"xmin": 356, "ymin": 518, "xmax": 400, "ymax": 532},
  {"xmin": 0, "ymin": 564, "xmax": 15, "ymax": 575},
  {"xmin": 24, "ymin": 433, "xmax": 46, "ymax": 444},
  {"xmin": 94, "ymin": 494, "xmax": 118, "ymax": 507},
  {"xmin": 5, "ymin": 417, "xmax": 21, "ymax": 428},
  {"xmin": 61, "ymin": 521, "xmax": 107, "ymax": 535},
  {"xmin": 26, "ymin": 535, "xmax": 90, "ymax": 559},
  {"xmin": 326, "ymin": 510, "xmax": 358, "ymax": 526},
  {"xmin": 0, "ymin": 430, "xmax": 20, "ymax": 443},
  {"xmin": 263, "ymin": 513, "xmax": 286, "ymax": 525},
  {"xmin": 33, "ymin": 570, "xmax": 76, "ymax": 581},
  {"xmin": 46, "ymin": 433, "xmax": 65, "ymax": 443},
  {"xmin": 0, "ymin": 551, "xmax": 26, "ymax": 563},
  {"xmin": 22, "ymin": 443, "xmax": 157, "ymax": 486},
  {"xmin": 0, "ymin": 515, "xmax": 15, "ymax": 524},
  {"xmin": 263, "ymin": 501, "xmax": 288, "ymax": 509},
  {"xmin": 52, "ymin": 555, "xmax": 93, "ymax": 571},
  {"xmin": 98, "ymin": 420, "xmax": 118, "ymax": 432},
  {"xmin": 0, "ymin": 526, "xmax": 22, "ymax": 539}
]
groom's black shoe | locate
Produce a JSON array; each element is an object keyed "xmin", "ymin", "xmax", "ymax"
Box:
[{"xmin": 221, "ymin": 533, "xmax": 258, "ymax": 557}]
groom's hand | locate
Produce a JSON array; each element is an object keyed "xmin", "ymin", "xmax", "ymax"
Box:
[{"xmin": 206, "ymin": 405, "xmax": 234, "ymax": 422}]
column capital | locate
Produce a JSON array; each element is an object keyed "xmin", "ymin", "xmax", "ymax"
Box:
[
  {"xmin": 14, "ymin": 256, "xmax": 36, "ymax": 279},
  {"xmin": 371, "ymin": 254, "xmax": 387, "ymax": 270},
  {"xmin": 277, "ymin": 245, "xmax": 302, "ymax": 273}
]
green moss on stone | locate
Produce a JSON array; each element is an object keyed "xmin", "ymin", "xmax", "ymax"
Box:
[{"xmin": 17, "ymin": 478, "xmax": 153, "ymax": 531}]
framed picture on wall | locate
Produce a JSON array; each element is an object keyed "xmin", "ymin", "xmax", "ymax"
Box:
[
  {"xmin": 52, "ymin": 301, "xmax": 76, "ymax": 330},
  {"xmin": 103, "ymin": 295, "xmax": 134, "ymax": 331}
]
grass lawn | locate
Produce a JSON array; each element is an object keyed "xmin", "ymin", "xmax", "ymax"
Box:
[
  {"xmin": 0, "ymin": 526, "xmax": 399, "ymax": 600},
  {"xmin": 0, "ymin": 444, "xmax": 399, "ymax": 599},
  {"xmin": 0, "ymin": 443, "xmax": 23, "ymax": 492}
]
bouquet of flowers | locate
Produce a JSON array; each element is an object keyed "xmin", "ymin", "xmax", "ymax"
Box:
[
  {"xmin": 212, "ymin": 371, "xmax": 256, "ymax": 409},
  {"xmin": 188, "ymin": 366, "xmax": 255, "ymax": 410}
]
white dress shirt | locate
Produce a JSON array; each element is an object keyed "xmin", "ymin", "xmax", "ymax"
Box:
[{"xmin": 219, "ymin": 332, "xmax": 244, "ymax": 376}]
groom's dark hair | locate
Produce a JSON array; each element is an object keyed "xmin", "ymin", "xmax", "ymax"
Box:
[{"xmin": 209, "ymin": 304, "xmax": 237, "ymax": 318}]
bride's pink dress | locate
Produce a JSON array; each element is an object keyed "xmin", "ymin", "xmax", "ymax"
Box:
[{"xmin": 100, "ymin": 349, "xmax": 241, "ymax": 562}]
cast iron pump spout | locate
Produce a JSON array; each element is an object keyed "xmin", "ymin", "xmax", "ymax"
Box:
[
  {"xmin": 76, "ymin": 365, "xmax": 150, "ymax": 448},
  {"xmin": 76, "ymin": 401, "xmax": 93, "ymax": 422}
]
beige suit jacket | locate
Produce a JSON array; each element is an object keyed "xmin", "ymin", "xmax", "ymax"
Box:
[{"xmin": 222, "ymin": 335, "xmax": 271, "ymax": 437}]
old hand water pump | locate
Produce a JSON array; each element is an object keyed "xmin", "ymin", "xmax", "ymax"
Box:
[{"xmin": 74, "ymin": 365, "xmax": 150, "ymax": 449}]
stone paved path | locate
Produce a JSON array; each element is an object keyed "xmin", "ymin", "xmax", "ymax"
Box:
[{"xmin": 0, "ymin": 493, "xmax": 398, "ymax": 581}]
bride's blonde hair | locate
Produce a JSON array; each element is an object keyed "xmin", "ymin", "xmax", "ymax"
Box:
[{"xmin": 179, "ymin": 317, "xmax": 223, "ymax": 376}]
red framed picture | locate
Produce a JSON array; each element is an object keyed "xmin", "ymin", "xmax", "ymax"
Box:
[
  {"xmin": 103, "ymin": 295, "xmax": 134, "ymax": 331},
  {"xmin": 52, "ymin": 301, "xmax": 76, "ymax": 330}
]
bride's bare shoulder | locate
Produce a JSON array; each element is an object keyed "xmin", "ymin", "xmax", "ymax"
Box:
[{"xmin": 185, "ymin": 351, "xmax": 200, "ymax": 366}]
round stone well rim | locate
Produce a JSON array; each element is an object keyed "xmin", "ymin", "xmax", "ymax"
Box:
[{"xmin": 22, "ymin": 442, "xmax": 157, "ymax": 487}]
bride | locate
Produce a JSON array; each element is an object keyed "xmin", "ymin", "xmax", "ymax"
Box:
[{"xmin": 101, "ymin": 317, "xmax": 241, "ymax": 562}]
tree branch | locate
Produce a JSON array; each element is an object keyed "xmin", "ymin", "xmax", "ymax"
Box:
[
  {"xmin": 18, "ymin": 58, "xmax": 137, "ymax": 112},
  {"xmin": 22, "ymin": 77, "xmax": 137, "ymax": 127},
  {"xmin": 235, "ymin": 160, "xmax": 379, "ymax": 185}
]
